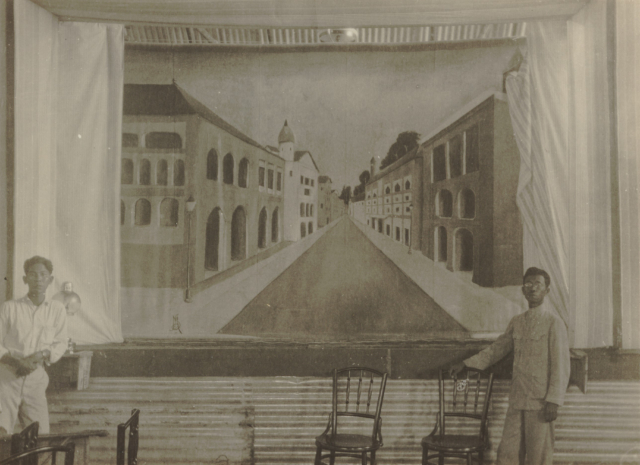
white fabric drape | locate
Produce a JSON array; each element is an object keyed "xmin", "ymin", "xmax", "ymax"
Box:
[
  {"xmin": 507, "ymin": 5, "xmax": 615, "ymax": 348},
  {"xmin": 567, "ymin": 0, "xmax": 613, "ymax": 349},
  {"xmin": 616, "ymin": 0, "xmax": 640, "ymax": 350},
  {"xmin": 13, "ymin": 0, "xmax": 124, "ymax": 344},
  {"xmin": 505, "ymin": 21, "xmax": 571, "ymax": 336}
]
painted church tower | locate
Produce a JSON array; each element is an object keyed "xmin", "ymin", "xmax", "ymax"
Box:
[
  {"xmin": 278, "ymin": 119, "xmax": 319, "ymax": 242},
  {"xmin": 278, "ymin": 120, "xmax": 295, "ymax": 161}
]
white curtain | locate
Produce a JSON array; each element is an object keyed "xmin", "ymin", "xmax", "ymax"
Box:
[
  {"xmin": 616, "ymin": 0, "xmax": 640, "ymax": 350},
  {"xmin": 507, "ymin": 3, "xmax": 615, "ymax": 348},
  {"xmin": 566, "ymin": 0, "xmax": 613, "ymax": 349},
  {"xmin": 505, "ymin": 21, "xmax": 571, "ymax": 335},
  {"xmin": 13, "ymin": 0, "xmax": 124, "ymax": 344}
]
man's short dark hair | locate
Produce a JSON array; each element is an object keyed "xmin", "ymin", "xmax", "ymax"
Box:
[
  {"xmin": 523, "ymin": 267, "xmax": 550, "ymax": 288},
  {"xmin": 23, "ymin": 256, "xmax": 53, "ymax": 275}
]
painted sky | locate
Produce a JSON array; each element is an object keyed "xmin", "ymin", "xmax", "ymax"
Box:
[{"xmin": 125, "ymin": 43, "xmax": 516, "ymax": 190}]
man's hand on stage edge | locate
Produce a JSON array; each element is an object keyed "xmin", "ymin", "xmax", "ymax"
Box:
[
  {"xmin": 449, "ymin": 362, "xmax": 466, "ymax": 378},
  {"xmin": 543, "ymin": 402, "xmax": 559, "ymax": 422}
]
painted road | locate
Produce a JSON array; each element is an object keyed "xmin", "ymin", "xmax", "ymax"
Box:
[{"xmin": 220, "ymin": 216, "xmax": 466, "ymax": 337}]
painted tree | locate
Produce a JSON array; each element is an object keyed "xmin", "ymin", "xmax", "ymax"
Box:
[
  {"xmin": 338, "ymin": 185, "xmax": 351, "ymax": 205},
  {"xmin": 379, "ymin": 131, "xmax": 421, "ymax": 170}
]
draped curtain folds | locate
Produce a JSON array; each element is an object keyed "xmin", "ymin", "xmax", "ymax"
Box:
[
  {"xmin": 506, "ymin": 21, "xmax": 571, "ymax": 336},
  {"xmin": 13, "ymin": 0, "xmax": 124, "ymax": 344},
  {"xmin": 507, "ymin": 4, "xmax": 614, "ymax": 348}
]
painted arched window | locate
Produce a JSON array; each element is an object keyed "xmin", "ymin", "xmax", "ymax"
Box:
[
  {"xmin": 223, "ymin": 153, "xmax": 234, "ymax": 185},
  {"xmin": 120, "ymin": 201, "xmax": 125, "ymax": 225},
  {"xmin": 310, "ymin": 205, "xmax": 314, "ymax": 217},
  {"xmin": 455, "ymin": 229, "xmax": 474, "ymax": 271},
  {"xmin": 300, "ymin": 203, "xmax": 305, "ymax": 217},
  {"xmin": 306, "ymin": 204, "xmax": 310, "ymax": 217},
  {"xmin": 205, "ymin": 208, "xmax": 222, "ymax": 271},
  {"xmin": 437, "ymin": 190, "xmax": 453, "ymax": 218},
  {"xmin": 122, "ymin": 159, "xmax": 134, "ymax": 184},
  {"xmin": 159, "ymin": 198, "xmax": 179, "ymax": 227},
  {"xmin": 139, "ymin": 159, "xmax": 151, "ymax": 185},
  {"xmin": 394, "ymin": 184, "xmax": 401, "ymax": 192},
  {"xmin": 405, "ymin": 180, "xmax": 411, "ymax": 190},
  {"xmin": 146, "ymin": 132, "xmax": 182, "ymax": 149},
  {"xmin": 300, "ymin": 222, "xmax": 306, "ymax": 238},
  {"xmin": 308, "ymin": 222, "xmax": 313, "ymax": 234},
  {"xmin": 435, "ymin": 226, "xmax": 447, "ymax": 263},
  {"xmin": 458, "ymin": 189, "xmax": 476, "ymax": 219},
  {"xmin": 385, "ymin": 186, "xmax": 391, "ymax": 194},
  {"xmin": 174, "ymin": 160, "xmax": 185, "ymax": 186},
  {"xmin": 271, "ymin": 208, "xmax": 279, "ymax": 243},
  {"xmin": 258, "ymin": 208, "xmax": 268, "ymax": 248},
  {"xmin": 231, "ymin": 206, "xmax": 246, "ymax": 261},
  {"xmin": 135, "ymin": 199, "xmax": 151, "ymax": 226},
  {"xmin": 157, "ymin": 159, "xmax": 168, "ymax": 186},
  {"xmin": 207, "ymin": 149, "xmax": 218, "ymax": 180},
  {"xmin": 238, "ymin": 158, "xmax": 249, "ymax": 188}
]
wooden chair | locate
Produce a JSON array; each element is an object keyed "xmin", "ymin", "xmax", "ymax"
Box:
[
  {"xmin": 315, "ymin": 367, "xmax": 388, "ymax": 465},
  {"xmin": 10, "ymin": 422, "xmax": 39, "ymax": 465},
  {"xmin": 422, "ymin": 368, "xmax": 495, "ymax": 465},
  {"xmin": 117, "ymin": 409, "xmax": 140, "ymax": 465},
  {"xmin": 0, "ymin": 443, "xmax": 75, "ymax": 465}
]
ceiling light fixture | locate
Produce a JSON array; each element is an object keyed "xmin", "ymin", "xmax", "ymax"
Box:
[{"xmin": 318, "ymin": 28, "xmax": 359, "ymax": 44}]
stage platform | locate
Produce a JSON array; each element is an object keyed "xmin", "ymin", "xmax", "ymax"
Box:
[
  {"xmin": 47, "ymin": 376, "xmax": 640, "ymax": 465},
  {"xmin": 75, "ymin": 338, "xmax": 639, "ymax": 381}
]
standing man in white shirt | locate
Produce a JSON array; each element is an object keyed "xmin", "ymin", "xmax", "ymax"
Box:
[
  {"xmin": 0, "ymin": 256, "xmax": 68, "ymax": 434},
  {"xmin": 449, "ymin": 267, "xmax": 570, "ymax": 465}
]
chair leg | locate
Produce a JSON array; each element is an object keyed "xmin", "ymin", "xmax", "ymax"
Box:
[
  {"xmin": 479, "ymin": 450, "xmax": 484, "ymax": 464},
  {"xmin": 330, "ymin": 450, "xmax": 335, "ymax": 465},
  {"xmin": 361, "ymin": 452, "xmax": 367, "ymax": 465},
  {"xmin": 438, "ymin": 452, "xmax": 444, "ymax": 465},
  {"xmin": 314, "ymin": 446, "xmax": 322, "ymax": 465},
  {"xmin": 467, "ymin": 452, "xmax": 472, "ymax": 465},
  {"xmin": 371, "ymin": 450, "xmax": 376, "ymax": 465},
  {"xmin": 422, "ymin": 446, "xmax": 429, "ymax": 465}
]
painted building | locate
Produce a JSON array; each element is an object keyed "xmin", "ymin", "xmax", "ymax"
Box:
[
  {"xmin": 318, "ymin": 176, "xmax": 347, "ymax": 227},
  {"xmin": 317, "ymin": 175, "xmax": 332, "ymax": 227},
  {"xmin": 121, "ymin": 83, "xmax": 285, "ymax": 288},
  {"xmin": 365, "ymin": 150, "xmax": 423, "ymax": 251},
  {"xmin": 349, "ymin": 192, "xmax": 366, "ymax": 224},
  {"xmin": 421, "ymin": 92, "xmax": 522, "ymax": 287},
  {"xmin": 278, "ymin": 121, "xmax": 319, "ymax": 240}
]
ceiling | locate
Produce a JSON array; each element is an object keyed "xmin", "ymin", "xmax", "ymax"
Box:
[
  {"xmin": 32, "ymin": 0, "xmax": 587, "ymax": 48},
  {"xmin": 123, "ymin": 23, "xmax": 526, "ymax": 47}
]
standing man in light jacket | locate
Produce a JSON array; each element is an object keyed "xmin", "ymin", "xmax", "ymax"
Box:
[
  {"xmin": 0, "ymin": 256, "xmax": 68, "ymax": 434},
  {"xmin": 450, "ymin": 267, "xmax": 570, "ymax": 465}
]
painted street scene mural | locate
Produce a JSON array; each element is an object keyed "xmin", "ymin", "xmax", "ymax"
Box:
[{"xmin": 120, "ymin": 43, "xmax": 525, "ymax": 339}]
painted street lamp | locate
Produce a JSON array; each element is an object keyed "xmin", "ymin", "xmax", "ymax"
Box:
[{"xmin": 185, "ymin": 195, "xmax": 197, "ymax": 303}]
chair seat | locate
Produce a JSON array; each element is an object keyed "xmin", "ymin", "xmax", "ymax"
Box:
[
  {"xmin": 421, "ymin": 433, "xmax": 486, "ymax": 453},
  {"xmin": 316, "ymin": 433, "xmax": 381, "ymax": 452}
]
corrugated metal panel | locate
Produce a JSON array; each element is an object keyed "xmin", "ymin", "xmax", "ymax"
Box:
[
  {"xmin": 123, "ymin": 23, "xmax": 526, "ymax": 47},
  {"xmin": 47, "ymin": 378, "xmax": 640, "ymax": 464}
]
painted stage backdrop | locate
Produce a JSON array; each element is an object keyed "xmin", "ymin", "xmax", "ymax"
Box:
[{"xmin": 119, "ymin": 42, "xmax": 526, "ymax": 340}]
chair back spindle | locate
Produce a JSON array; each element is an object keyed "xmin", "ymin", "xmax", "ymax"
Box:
[
  {"xmin": 333, "ymin": 367, "xmax": 387, "ymax": 443},
  {"xmin": 117, "ymin": 409, "xmax": 140, "ymax": 465},
  {"xmin": 439, "ymin": 368, "xmax": 494, "ymax": 441}
]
